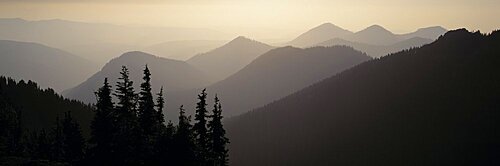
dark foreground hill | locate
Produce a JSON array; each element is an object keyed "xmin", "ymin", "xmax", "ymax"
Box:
[
  {"xmin": 167, "ymin": 46, "xmax": 371, "ymax": 119},
  {"xmin": 225, "ymin": 29, "xmax": 500, "ymax": 166},
  {"xmin": 0, "ymin": 76, "xmax": 93, "ymax": 135}
]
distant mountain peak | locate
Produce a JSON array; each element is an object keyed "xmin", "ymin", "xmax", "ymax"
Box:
[
  {"xmin": 418, "ymin": 26, "xmax": 446, "ymax": 31},
  {"xmin": 231, "ymin": 36, "xmax": 253, "ymax": 42},
  {"xmin": 224, "ymin": 36, "xmax": 269, "ymax": 48},
  {"xmin": 361, "ymin": 25, "xmax": 393, "ymax": 34},
  {"xmin": 120, "ymin": 51, "xmax": 155, "ymax": 58},
  {"xmin": 310, "ymin": 23, "xmax": 348, "ymax": 32},
  {"xmin": 287, "ymin": 23, "xmax": 353, "ymax": 47}
]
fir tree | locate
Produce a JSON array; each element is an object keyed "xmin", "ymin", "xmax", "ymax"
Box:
[
  {"xmin": 156, "ymin": 86, "xmax": 166, "ymax": 126},
  {"xmin": 173, "ymin": 105, "xmax": 197, "ymax": 166},
  {"xmin": 193, "ymin": 89, "xmax": 210, "ymax": 163},
  {"xmin": 138, "ymin": 65, "xmax": 161, "ymax": 160},
  {"xmin": 208, "ymin": 95, "xmax": 230, "ymax": 166},
  {"xmin": 50, "ymin": 116, "xmax": 65, "ymax": 161},
  {"xmin": 36, "ymin": 129, "xmax": 50, "ymax": 159},
  {"xmin": 89, "ymin": 78, "xmax": 115, "ymax": 164},
  {"xmin": 61, "ymin": 111, "xmax": 85, "ymax": 163},
  {"xmin": 113, "ymin": 66, "xmax": 140, "ymax": 164}
]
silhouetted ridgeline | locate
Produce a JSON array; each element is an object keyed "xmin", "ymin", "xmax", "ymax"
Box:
[
  {"xmin": 63, "ymin": 51, "xmax": 212, "ymax": 104},
  {"xmin": 226, "ymin": 29, "xmax": 500, "ymax": 166},
  {"xmin": 0, "ymin": 40, "xmax": 98, "ymax": 92},
  {"xmin": 187, "ymin": 36, "xmax": 275, "ymax": 82},
  {"xmin": 167, "ymin": 46, "xmax": 371, "ymax": 119}
]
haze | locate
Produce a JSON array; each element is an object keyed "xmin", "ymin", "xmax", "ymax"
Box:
[{"xmin": 1, "ymin": 0, "xmax": 499, "ymax": 41}]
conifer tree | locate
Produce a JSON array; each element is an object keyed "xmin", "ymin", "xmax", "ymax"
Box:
[
  {"xmin": 193, "ymin": 89, "xmax": 210, "ymax": 163},
  {"xmin": 173, "ymin": 105, "xmax": 197, "ymax": 165},
  {"xmin": 138, "ymin": 65, "xmax": 160, "ymax": 160},
  {"xmin": 61, "ymin": 111, "xmax": 85, "ymax": 163},
  {"xmin": 50, "ymin": 116, "xmax": 65, "ymax": 161},
  {"xmin": 208, "ymin": 95, "xmax": 230, "ymax": 166},
  {"xmin": 36, "ymin": 129, "xmax": 50, "ymax": 159},
  {"xmin": 156, "ymin": 86, "xmax": 166, "ymax": 126},
  {"xmin": 113, "ymin": 66, "xmax": 139, "ymax": 164},
  {"xmin": 89, "ymin": 78, "xmax": 115, "ymax": 163}
]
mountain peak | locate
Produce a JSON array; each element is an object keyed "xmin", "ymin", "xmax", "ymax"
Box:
[
  {"xmin": 362, "ymin": 24, "xmax": 392, "ymax": 34},
  {"xmin": 120, "ymin": 51, "xmax": 155, "ymax": 58},
  {"xmin": 231, "ymin": 36, "xmax": 252, "ymax": 42},
  {"xmin": 224, "ymin": 36, "xmax": 269, "ymax": 48},
  {"xmin": 287, "ymin": 23, "xmax": 352, "ymax": 47}
]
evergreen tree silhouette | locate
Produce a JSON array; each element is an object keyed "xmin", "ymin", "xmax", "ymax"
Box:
[
  {"xmin": 36, "ymin": 129, "xmax": 50, "ymax": 159},
  {"xmin": 173, "ymin": 105, "xmax": 197, "ymax": 165},
  {"xmin": 113, "ymin": 66, "xmax": 140, "ymax": 164},
  {"xmin": 61, "ymin": 111, "xmax": 85, "ymax": 163},
  {"xmin": 138, "ymin": 65, "xmax": 161, "ymax": 161},
  {"xmin": 50, "ymin": 116, "xmax": 65, "ymax": 161},
  {"xmin": 193, "ymin": 89, "xmax": 210, "ymax": 164},
  {"xmin": 208, "ymin": 95, "xmax": 229, "ymax": 166},
  {"xmin": 89, "ymin": 78, "xmax": 115, "ymax": 164},
  {"xmin": 156, "ymin": 86, "xmax": 166, "ymax": 125}
]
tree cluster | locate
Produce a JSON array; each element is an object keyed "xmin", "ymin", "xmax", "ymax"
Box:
[{"xmin": 0, "ymin": 66, "xmax": 229, "ymax": 165}]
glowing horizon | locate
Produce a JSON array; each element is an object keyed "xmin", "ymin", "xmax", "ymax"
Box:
[{"xmin": 1, "ymin": 0, "xmax": 499, "ymax": 41}]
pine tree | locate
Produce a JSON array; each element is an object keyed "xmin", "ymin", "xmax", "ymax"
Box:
[
  {"xmin": 61, "ymin": 111, "xmax": 85, "ymax": 163},
  {"xmin": 138, "ymin": 65, "xmax": 161, "ymax": 161},
  {"xmin": 113, "ymin": 66, "xmax": 140, "ymax": 164},
  {"xmin": 208, "ymin": 95, "xmax": 230, "ymax": 166},
  {"xmin": 156, "ymin": 86, "xmax": 166, "ymax": 126},
  {"xmin": 50, "ymin": 116, "xmax": 65, "ymax": 161},
  {"xmin": 193, "ymin": 89, "xmax": 210, "ymax": 163},
  {"xmin": 36, "ymin": 129, "xmax": 50, "ymax": 159},
  {"xmin": 173, "ymin": 105, "xmax": 197, "ymax": 166},
  {"xmin": 89, "ymin": 78, "xmax": 115, "ymax": 164}
]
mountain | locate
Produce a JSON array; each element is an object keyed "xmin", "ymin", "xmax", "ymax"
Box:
[
  {"xmin": 402, "ymin": 26, "xmax": 447, "ymax": 39},
  {"xmin": 0, "ymin": 76, "xmax": 93, "ymax": 135},
  {"xmin": 0, "ymin": 18, "xmax": 232, "ymax": 64},
  {"xmin": 187, "ymin": 36, "xmax": 275, "ymax": 82},
  {"xmin": 142, "ymin": 40, "xmax": 226, "ymax": 60},
  {"xmin": 225, "ymin": 29, "xmax": 500, "ymax": 166},
  {"xmin": 289, "ymin": 24, "xmax": 446, "ymax": 48},
  {"xmin": 343, "ymin": 25, "xmax": 403, "ymax": 45},
  {"xmin": 63, "ymin": 51, "xmax": 211, "ymax": 104},
  {"xmin": 316, "ymin": 37, "xmax": 433, "ymax": 57},
  {"xmin": 166, "ymin": 46, "xmax": 371, "ymax": 119},
  {"xmin": 0, "ymin": 40, "xmax": 98, "ymax": 91},
  {"xmin": 287, "ymin": 23, "xmax": 353, "ymax": 47}
]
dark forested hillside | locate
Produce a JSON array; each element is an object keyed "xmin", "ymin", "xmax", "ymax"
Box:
[
  {"xmin": 167, "ymin": 46, "xmax": 371, "ymax": 119},
  {"xmin": 225, "ymin": 29, "xmax": 500, "ymax": 166},
  {"xmin": 0, "ymin": 77, "xmax": 93, "ymax": 135}
]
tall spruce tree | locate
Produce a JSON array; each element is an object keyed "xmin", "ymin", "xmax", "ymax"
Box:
[
  {"xmin": 156, "ymin": 86, "xmax": 166, "ymax": 126},
  {"xmin": 89, "ymin": 78, "xmax": 115, "ymax": 164},
  {"xmin": 193, "ymin": 89, "xmax": 210, "ymax": 163},
  {"xmin": 138, "ymin": 65, "xmax": 161, "ymax": 161},
  {"xmin": 113, "ymin": 66, "xmax": 139, "ymax": 164},
  {"xmin": 50, "ymin": 116, "xmax": 65, "ymax": 161},
  {"xmin": 208, "ymin": 95, "xmax": 230, "ymax": 166},
  {"xmin": 173, "ymin": 105, "xmax": 197, "ymax": 166},
  {"xmin": 61, "ymin": 111, "xmax": 85, "ymax": 163}
]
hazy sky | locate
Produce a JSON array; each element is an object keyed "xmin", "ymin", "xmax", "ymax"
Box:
[{"xmin": 1, "ymin": 0, "xmax": 499, "ymax": 40}]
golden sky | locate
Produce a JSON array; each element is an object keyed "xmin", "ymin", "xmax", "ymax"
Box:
[{"xmin": 1, "ymin": 0, "xmax": 499, "ymax": 40}]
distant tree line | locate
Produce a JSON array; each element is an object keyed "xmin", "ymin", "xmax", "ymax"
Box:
[{"xmin": 0, "ymin": 66, "xmax": 229, "ymax": 165}]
